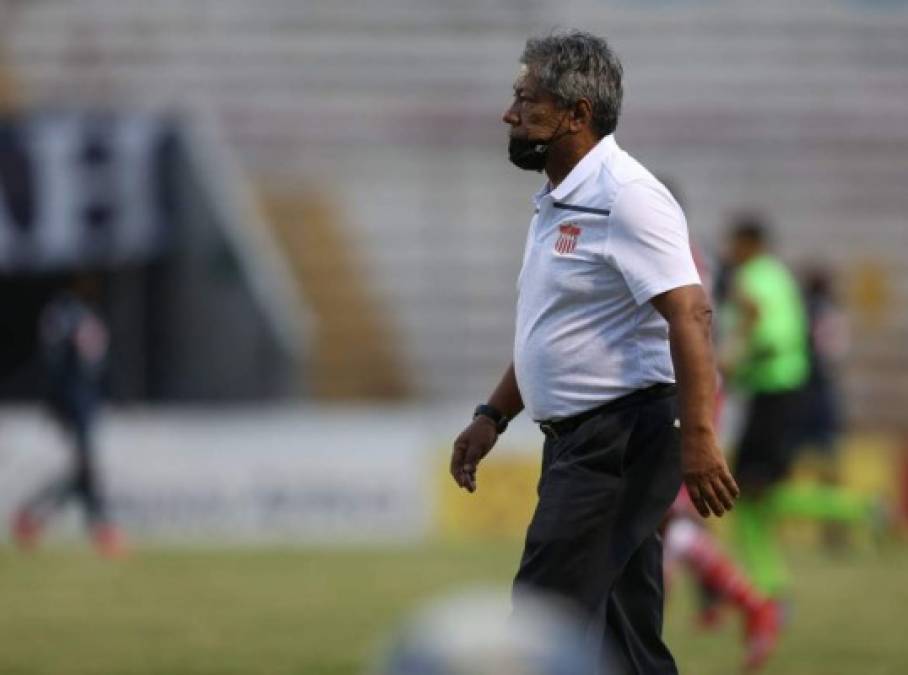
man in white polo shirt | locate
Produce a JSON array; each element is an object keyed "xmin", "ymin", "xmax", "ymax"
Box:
[{"xmin": 450, "ymin": 31, "xmax": 739, "ymax": 674}]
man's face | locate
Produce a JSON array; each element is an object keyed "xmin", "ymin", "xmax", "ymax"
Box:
[
  {"xmin": 502, "ymin": 67, "xmax": 564, "ymax": 142},
  {"xmin": 502, "ymin": 67, "xmax": 569, "ymax": 171}
]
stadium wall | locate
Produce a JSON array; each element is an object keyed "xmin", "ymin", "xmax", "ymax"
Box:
[{"xmin": 0, "ymin": 406, "xmax": 899, "ymax": 545}]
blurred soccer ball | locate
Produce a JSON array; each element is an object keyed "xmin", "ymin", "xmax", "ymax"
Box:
[{"xmin": 372, "ymin": 586, "xmax": 598, "ymax": 675}]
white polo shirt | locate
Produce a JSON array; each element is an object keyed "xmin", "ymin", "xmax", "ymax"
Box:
[{"xmin": 513, "ymin": 135, "xmax": 701, "ymax": 421}]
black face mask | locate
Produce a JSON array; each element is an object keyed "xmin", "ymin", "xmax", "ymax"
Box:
[
  {"xmin": 507, "ymin": 112, "xmax": 570, "ymax": 173},
  {"xmin": 507, "ymin": 137, "xmax": 549, "ymax": 172}
]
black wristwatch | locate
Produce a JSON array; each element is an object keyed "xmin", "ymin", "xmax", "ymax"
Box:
[{"xmin": 473, "ymin": 404, "xmax": 509, "ymax": 434}]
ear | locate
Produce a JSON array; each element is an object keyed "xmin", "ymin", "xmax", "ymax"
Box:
[{"xmin": 570, "ymin": 99, "xmax": 594, "ymax": 132}]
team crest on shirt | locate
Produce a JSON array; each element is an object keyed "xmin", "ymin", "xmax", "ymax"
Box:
[{"xmin": 554, "ymin": 223, "xmax": 582, "ymax": 254}]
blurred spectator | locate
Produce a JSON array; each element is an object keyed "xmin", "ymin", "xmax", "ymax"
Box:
[{"xmin": 11, "ymin": 275, "xmax": 124, "ymax": 557}]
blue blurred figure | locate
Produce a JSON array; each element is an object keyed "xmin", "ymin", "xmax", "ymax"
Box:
[
  {"xmin": 11, "ymin": 276, "xmax": 125, "ymax": 557},
  {"xmin": 796, "ymin": 267, "xmax": 850, "ymax": 459}
]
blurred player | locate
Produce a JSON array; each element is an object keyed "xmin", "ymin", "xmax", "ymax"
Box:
[
  {"xmin": 795, "ymin": 267, "xmax": 853, "ymax": 547},
  {"xmin": 798, "ymin": 267, "xmax": 850, "ymax": 460},
  {"xmin": 662, "ymin": 492, "xmax": 780, "ymax": 672},
  {"xmin": 656, "ymin": 181, "xmax": 780, "ymax": 672},
  {"xmin": 11, "ymin": 277, "xmax": 125, "ymax": 557},
  {"xmin": 720, "ymin": 215, "xmax": 874, "ymax": 601}
]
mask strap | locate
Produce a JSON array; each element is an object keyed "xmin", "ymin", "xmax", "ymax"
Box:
[{"xmin": 535, "ymin": 110, "xmax": 571, "ymax": 153}]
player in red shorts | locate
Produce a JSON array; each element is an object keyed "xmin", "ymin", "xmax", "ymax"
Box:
[{"xmin": 662, "ymin": 486, "xmax": 780, "ymax": 671}]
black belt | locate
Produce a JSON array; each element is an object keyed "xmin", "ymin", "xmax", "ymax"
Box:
[{"xmin": 537, "ymin": 383, "xmax": 677, "ymax": 440}]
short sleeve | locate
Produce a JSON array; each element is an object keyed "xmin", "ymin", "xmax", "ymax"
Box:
[{"xmin": 605, "ymin": 180, "xmax": 701, "ymax": 305}]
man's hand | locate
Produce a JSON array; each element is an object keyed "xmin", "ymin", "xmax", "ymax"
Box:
[
  {"xmin": 682, "ymin": 430, "xmax": 740, "ymax": 518},
  {"xmin": 450, "ymin": 416, "xmax": 499, "ymax": 493}
]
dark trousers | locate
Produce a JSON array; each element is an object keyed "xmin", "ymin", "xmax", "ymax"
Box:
[
  {"xmin": 514, "ymin": 390, "xmax": 682, "ymax": 674},
  {"xmin": 24, "ymin": 408, "xmax": 107, "ymax": 527},
  {"xmin": 734, "ymin": 388, "xmax": 804, "ymax": 492}
]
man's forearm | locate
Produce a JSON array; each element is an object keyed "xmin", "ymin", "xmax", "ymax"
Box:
[
  {"xmin": 668, "ymin": 311, "xmax": 719, "ymax": 437},
  {"xmin": 487, "ymin": 362, "xmax": 524, "ymax": 420}
]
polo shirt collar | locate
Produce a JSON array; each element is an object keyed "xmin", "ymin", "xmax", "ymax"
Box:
[
  {"xmin": 549, "ymin": 134, "xmax": 618, "ymax": 201},
  {"xmin": 533, "ymin": 182, "xmax": 550, "ymax": 207}
]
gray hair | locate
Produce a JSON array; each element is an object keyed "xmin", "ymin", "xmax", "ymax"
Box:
[{"xmin": 520, "ymin": 31, "xmax": 623, "ymax": 137}]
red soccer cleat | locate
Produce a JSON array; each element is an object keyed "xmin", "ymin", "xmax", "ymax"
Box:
[
  {"xmin": 91, "ymin": 523, "xmax": 128, "ymax": 559},
  {"xmin": 11, "ymin": 511, "xmax": 42, "ymax": 551},
  {"xmin": 743, "ymin": 599, "xmax": 781, "ymax": 671}
]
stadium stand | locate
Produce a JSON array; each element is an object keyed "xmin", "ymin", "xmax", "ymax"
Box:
[{"xmin": 4, "ymin": 0, "xmax": 907, "ymax": 428}]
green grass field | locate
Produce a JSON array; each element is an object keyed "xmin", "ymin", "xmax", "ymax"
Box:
[{"xmin": 1, "ymin": 540, "xmax": 906, "ymax": 675}]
